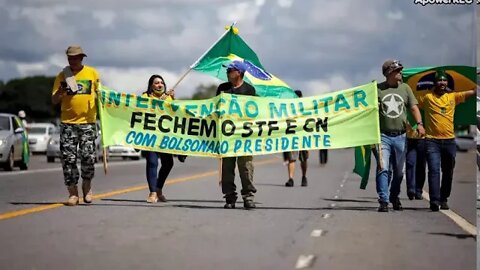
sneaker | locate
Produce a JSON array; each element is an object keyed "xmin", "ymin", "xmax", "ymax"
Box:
[
  {"xmin": 224, "ymin": 197, "xmax": 237, "ymax": 209},
  {"xmin": 391, "ymin": 197, "xmax": 403, "ymax": 211},
  {"xmin": 440, "ymin": 201, "xmax": 449, "ymax": 210},
  {"xmin": 244, "ymin": 200, "xmax": 256, "ymax": 210},
  {"xmin": 146, "ymin": 192, "xmax": 158, "ymax": 203},
  {"xmin": 285, "ymin": 178, "xmax": 294, "ymax": 187},
  {"xmin": 158, "ymin": 195, "xmax": 167, "ymax": 202},
  {"xmin": 430, "ymin": 203, "xmax": 440, "ymax": 212},
  {"xmin": 414, "ymin": 193, "xmax": 423, "ymax": 200},
  {"xmin": 301, "ymin": 176, "xmax": 308, "ymax": 187},
  {"xmin": 177, "ymin": 155, "xmax": 187, "ymax": 163},
  {"xmin": 407, "ymin": 191, "xmax": 415, "ymax": 200},
  {"xmin": 377, "ymin": 202, "xmax": 389, "ymax": 212}
]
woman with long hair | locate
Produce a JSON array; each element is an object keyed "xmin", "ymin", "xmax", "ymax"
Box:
[{"xmin": 142, "ymin": 74, "xmax": 179, "ymax": 203}]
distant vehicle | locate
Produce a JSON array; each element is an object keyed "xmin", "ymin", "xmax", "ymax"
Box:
[
  {"xmin": 46, "ymin": 122, "xmax": 104, "ymax": 163},
  {"xmin": 455, "ymin": 135, "xmax": 475, "ymax": 152},
  {"xmin": 107, "ymin": 145, "xmax": 141, "ymax": 160},
  {"xmin": 0, "ymin": 113, "xmax": 29, "ymax": 170},
  {"xmin": 28, "ymin": 123, "xmax": 56, "ymax": 153}
]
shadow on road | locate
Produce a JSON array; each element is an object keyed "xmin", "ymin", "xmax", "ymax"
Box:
[
  {"xmin": 323, "ymin": 198, "xmax": 375, "ymax": 203},
  {"xmin": 8, "ymin": 201, "xmax": 430, "ymax": 212},
  {"xmin": 428, "ymin": 232, "xmax": 476, "ymax": 240},
  {"xmin": 101, "ymin": 198, "xmax": 226, "ymax": 204}
]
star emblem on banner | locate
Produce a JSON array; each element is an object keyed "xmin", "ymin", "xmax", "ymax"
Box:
[{"xmin": 381, "ymin": 93, "xmax": 404, "ymax": 119}]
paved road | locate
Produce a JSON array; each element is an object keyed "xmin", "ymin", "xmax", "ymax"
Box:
[{"xmin": 0, "ymin": 149, "xmax": 476, "ymax": 270}]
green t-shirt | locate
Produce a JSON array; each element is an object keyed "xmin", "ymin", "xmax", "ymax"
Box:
[{"xmin": 377, "ymin": 81, "xmax": 418, "ymax": 132}]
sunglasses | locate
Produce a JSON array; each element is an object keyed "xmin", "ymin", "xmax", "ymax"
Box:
[{"xmin": 390, "ymin": 60, "xmax": 403, "ymax": 70}]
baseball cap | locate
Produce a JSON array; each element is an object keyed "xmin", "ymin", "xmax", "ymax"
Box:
[
  {"xmin": 382, "ymin": 59, "xmax": 403, "ymax": 76},
  {"xmin": 434, "ymin": 70, "xmax": 448, "ymax": 81},
  {"xmin": 66, "ymin": 45, "xmax": 87, "ymax": 57},
  {"xmin": 223, "ymin": 61, "xmax": 246, "ymax": 73}
]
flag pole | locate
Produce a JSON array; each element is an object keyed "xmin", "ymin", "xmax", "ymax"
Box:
[
  {"xmin": 97, "ymin": 84, "xmax": 108, "ymax": 175},
  {"xmin": 218, "ymin": 158, "xmax": 223, "ymax": 186},
  {"xmin": 170, "ymin": 22, "xmax": 237, "ymax": 90}
]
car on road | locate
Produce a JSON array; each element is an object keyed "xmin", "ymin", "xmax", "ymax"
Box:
[
  {"xmin": 455, "ymin": 135, "xmax": 475, "ymax": 152},
  {"xmin": 107, "ymin": 145, "xmax": 141, "ymax": 160},
  {"xmin": 0, "ymin": 113, "xmax": 29, "ymax": 170},
  {"xmin": 28, "ymin": 123, "xmax": 57, "ymax": 153},
  {"xmin": 46, "ymin": 123, "xmax": 104, "ymax": 163}
]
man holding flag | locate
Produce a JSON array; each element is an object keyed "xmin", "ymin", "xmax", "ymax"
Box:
[
  {"xmin": 216, "ymin": 61, "xmax": 257, "ymax": 210},
  {"xmin": 375, "ymin": 60, "xmax": 425, "ymax": 212},
  {"xmin": 417, "ymin": 70, "xmax": 475, "ymax": 211}
]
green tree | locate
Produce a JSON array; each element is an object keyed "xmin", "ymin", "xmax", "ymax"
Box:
[
  {"xmin": 0, "ymin": 76, "xmax": 58, "ymax": 120},
  {"xmin": 191, "ymin": 83, "xmax": 217, "ymax": 100}
]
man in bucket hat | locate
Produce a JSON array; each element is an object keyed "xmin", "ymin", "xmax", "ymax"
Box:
[
  {"xmin": 375, "ymin": 59, "xmax": 425, "ymax": 212},
  {"xmin": 52, "ymin": 45, "xmax": 100, "ymax": 206}
]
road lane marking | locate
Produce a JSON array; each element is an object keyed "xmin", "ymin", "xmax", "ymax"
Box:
[
  {"xmin": 0, "ymin": 158, "xmax": 277, "ymax": 221},
  {"xmin": 310, "ymin": 230, "xmax": 325, "ymax": 237},
  {"xmin": 422, "ymin": 191, "xmax": 476, "ymax": 236},
  {"xmin": 0, "ymin": 160, "xmax": 144, "ymax": 177},
  {"xmin": 329, "ymin": 203, "xmax": 336, "ymax": 208},
  {"xmin": 321, "ymin": 213, "xmax": 332, "ymax": 219},
  {"xmin": 295, "ymin": 255, "xmax": 316, "ymax": 269}
]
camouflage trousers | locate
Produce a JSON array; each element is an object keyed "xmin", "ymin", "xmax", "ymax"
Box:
[{"xmin": 60, "ymin": 123, "xmax": 96, "ymax": 186}]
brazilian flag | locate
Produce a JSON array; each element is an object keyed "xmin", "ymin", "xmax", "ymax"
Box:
[
  {"xmin": 353, "ymin": 145, "xmax": 372, "ymax": 190},
  {"xmin": 353, "ymin": 65, "xmax": 476, "ymax": 188},
  {"xmin": 14, "ymin": 117, "xmax": 30, "ymax": 164},
  {"xmin": 403, "ymin": 65, "xmax": 476, "ymax": 126},
  {"xmin": 191, "ymin": 26, "xmax": 297, "ymax": 99}
]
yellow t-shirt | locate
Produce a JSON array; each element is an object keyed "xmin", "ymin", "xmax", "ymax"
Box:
[
  {"xmin": 52, "ymin": 65, "xmax": 100, "ymax": 124},
  {"xmin": 418, "ymin": 91, "xmax": 466, "ymax": 139},
  {"xmin": 141, "ymin": 92, "xmax": 173, "ymax": 101}
]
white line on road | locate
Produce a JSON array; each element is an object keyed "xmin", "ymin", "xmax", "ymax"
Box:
[
  {"xmin": 321, "ymin": 213, "xmax": 332, "ymax": 219},
  {"xmin": 0, "ymin": 160, "xmax": 143, "ymax": 178},
  {"xmin": 295, "ymin": 255, "xmax": 316, "ymax": 269},
  {"xmin": 329, "ymin": 203, "xmax": 336, "ymax": 208},
  {"xmin": 333, "ymin": 195, "xmax": 339, "ymax": 199},
  {"xmin": 422, "ymin": 191, "xmax": 477, "ymax": 236},
  {"xmin": 310, "ymin": 230, "xmax": 325, "ymax": 237}
]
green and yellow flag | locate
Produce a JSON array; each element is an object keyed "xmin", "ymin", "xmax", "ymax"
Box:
[
  {"xmin": 353, "ymin": 65, "xmax": 476, "ymax": 189},
  {"xmin": 403, "ymin": 65, "xmax": 476, "ymax": 126},
  {"xmin": 191, "ymin": 26, "xmax": 297, "ymax": 99}
]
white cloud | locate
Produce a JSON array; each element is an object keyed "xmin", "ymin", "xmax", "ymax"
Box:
[
  {"xmin": 304, "ymin": 75, "xmax": 353, "ymax": 96},
  {"xmin": 97, "ymin": 66, "xmax": 219, "ymax": 98},
  {"xmin": 277, "ymin": 0, "xmax": 293, "ymax": 8},
  {"xmin": 386, "ymin": 10, "xmax": 404, "ymax": 21},
  {"xmin": 0, "ymin": 0, "xmax": 475, "ymax": 96},
  {"xmin": 92, "ymin": 10, "xmax": 116, "ymax": 28}
]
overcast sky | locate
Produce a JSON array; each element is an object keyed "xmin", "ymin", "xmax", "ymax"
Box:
[{"xmin": 0, "ymin": 0, "xmax": 476, "ymax": 97}]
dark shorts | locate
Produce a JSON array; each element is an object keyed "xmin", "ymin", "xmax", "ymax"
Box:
[{"xmin": 283, "ymin": 151, "xmax": 309, "ymax": 162}]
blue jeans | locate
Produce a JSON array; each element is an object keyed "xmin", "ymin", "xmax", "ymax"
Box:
[
  {"xmin": 145, "ymin": 151, "xmax": 174, "ymax": 192},
  {"xmin": 425, "ymin": 139, "xmax": 456, "ymax": 204},
  {"xmin": 405, "ymin": 138, "xmax": 426, "ymax": 197},
  {"xmin": 375, "ymin": 133, "xmax": 406, "ymax": 203}
]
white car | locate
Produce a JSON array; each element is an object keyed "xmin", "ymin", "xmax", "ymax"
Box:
[
  {"xmin": 107, "ymin": 145, "xmax": 141, "ymax": 160},
  {"xmin": 28, "ymin": 123, "xmax": 57, "ymax": 153},
  {"xmin": 0, "ymin": 113, "xmax": 28, "ymax": 170}
]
